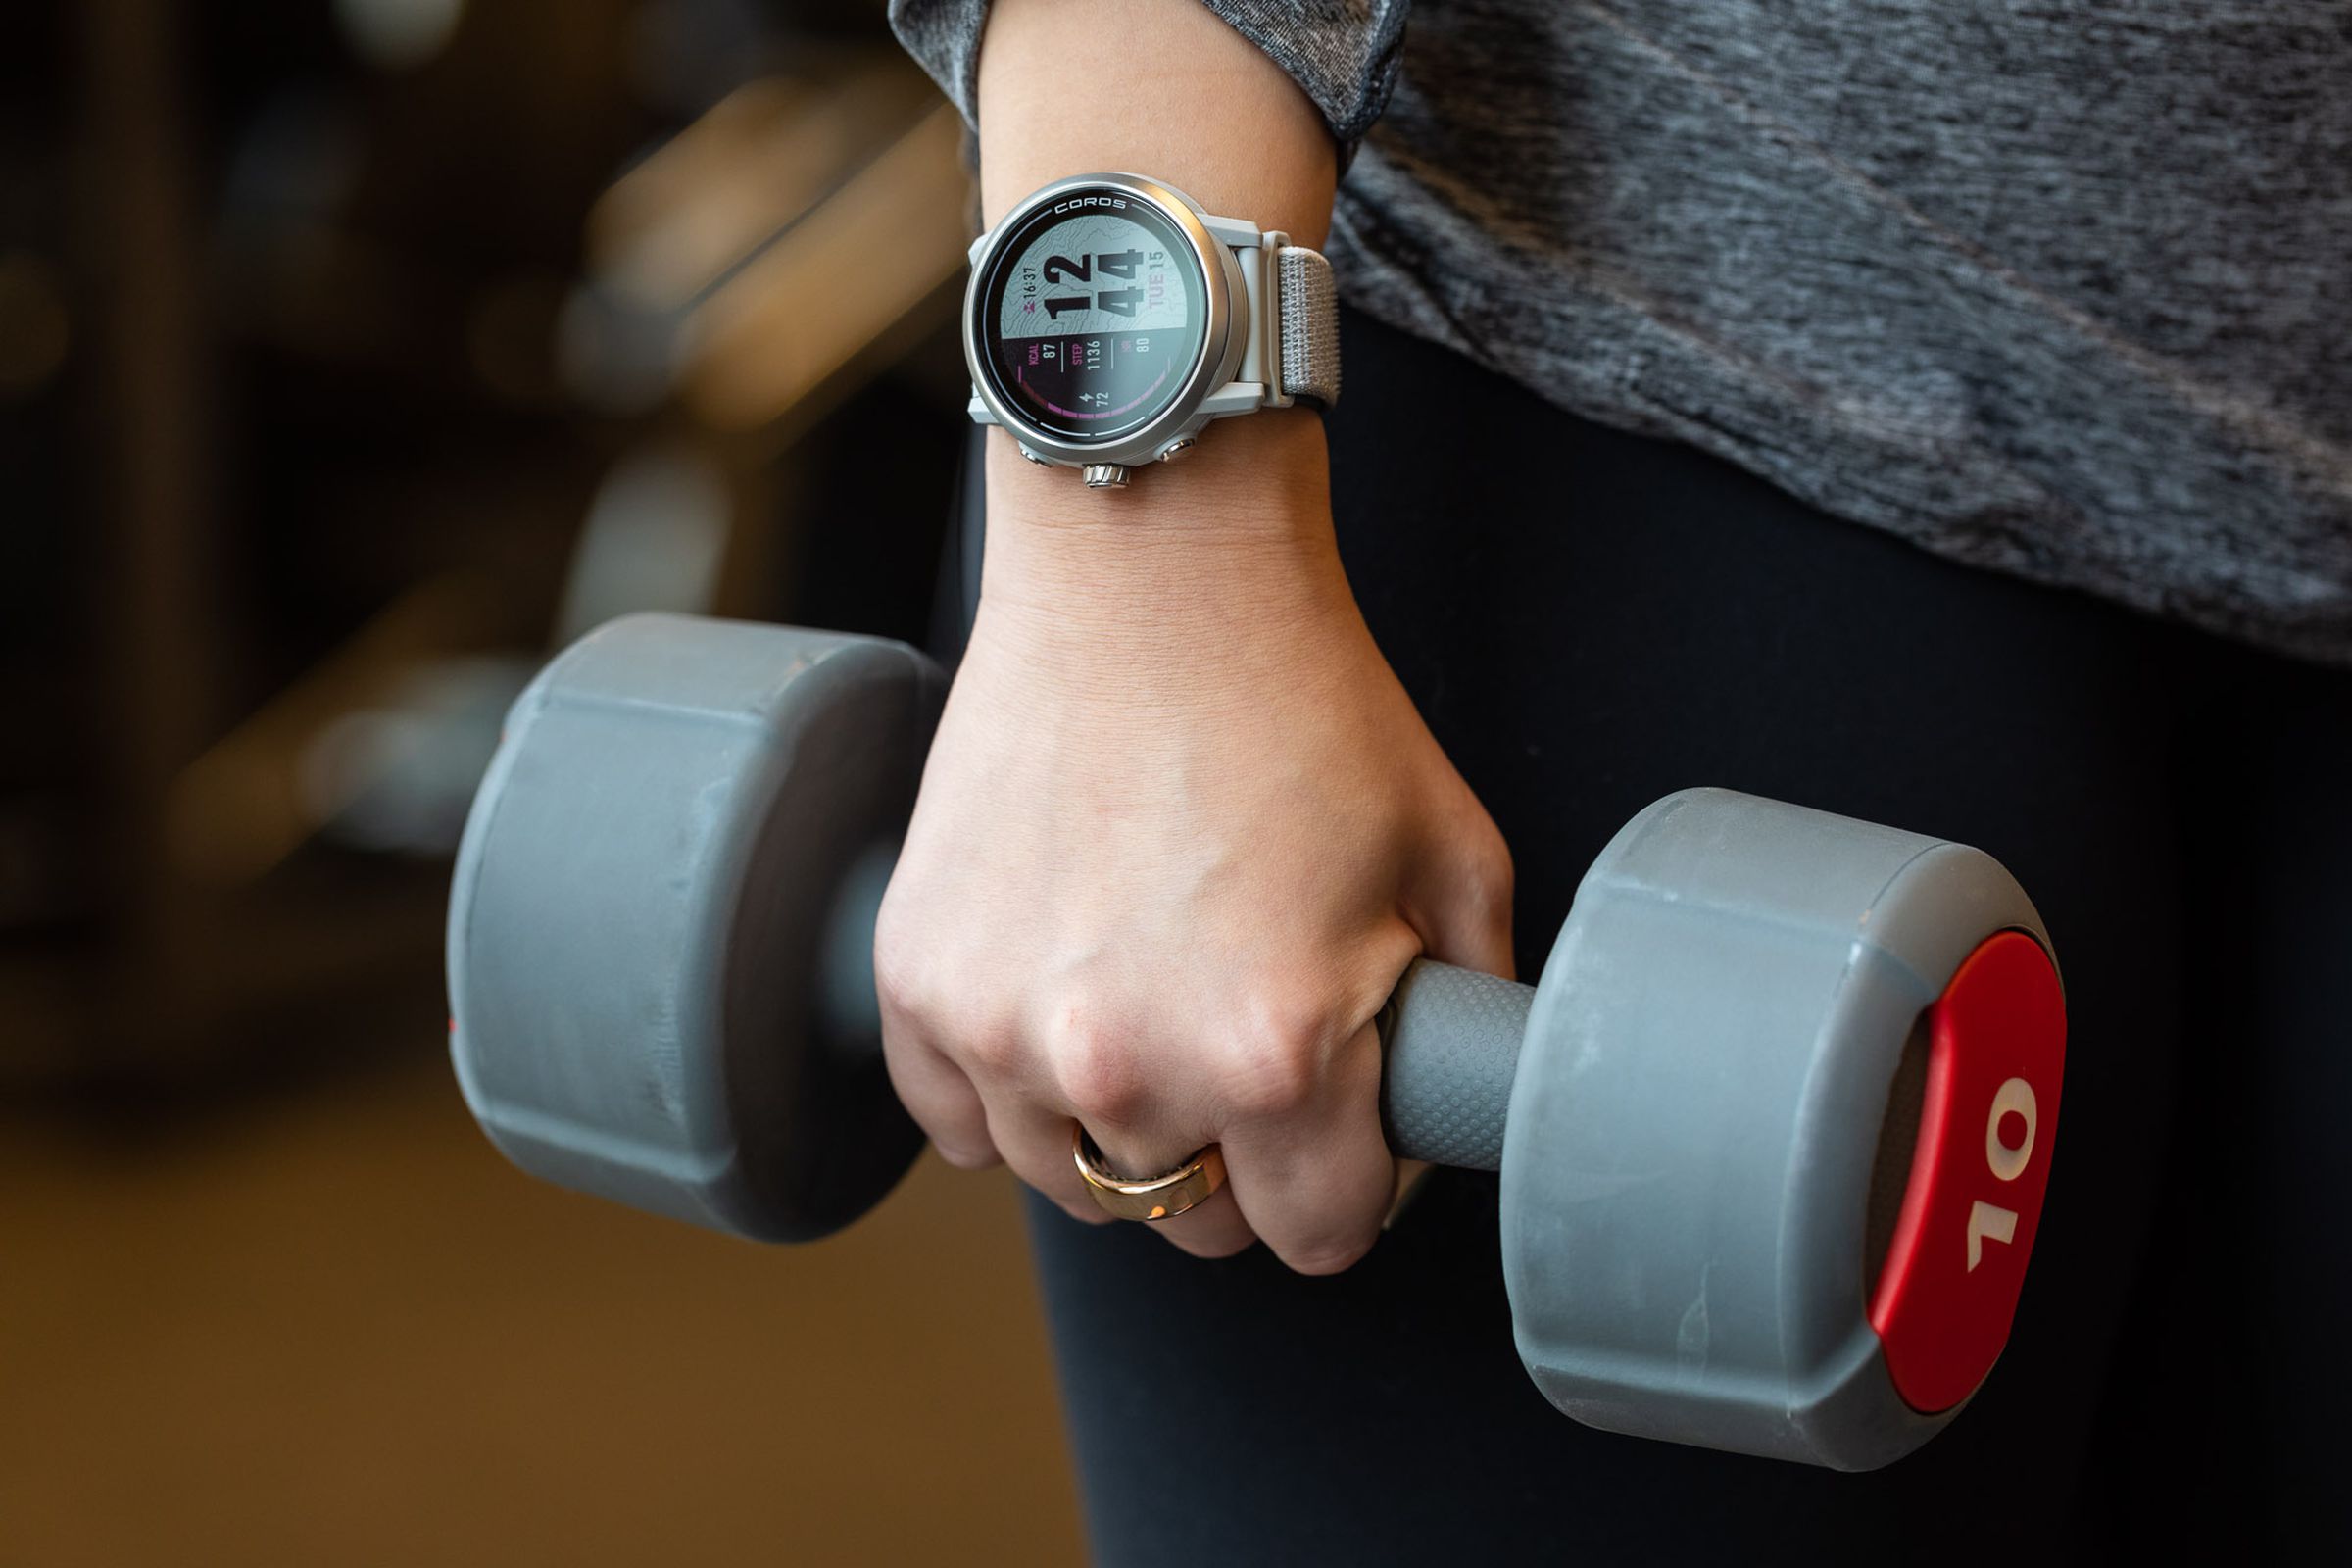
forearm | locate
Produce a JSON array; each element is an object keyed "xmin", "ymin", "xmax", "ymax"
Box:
[
  {"xmin": 973, "ymin": 0, "xmax": 1341, "ymax": 578},
  {"xmin": 975, "ymin": 0, "xmax": 1334, "ymax": 241}
]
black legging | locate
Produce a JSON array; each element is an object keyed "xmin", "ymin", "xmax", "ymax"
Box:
[{"xmin": 947, "ymin": 306, "xmax": 2351, "ymax": 1563}]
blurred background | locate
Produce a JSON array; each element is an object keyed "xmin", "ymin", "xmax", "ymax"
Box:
[{"xmin": 0, "ymin": 1, "xmax": 1083, "ymax": 1561}]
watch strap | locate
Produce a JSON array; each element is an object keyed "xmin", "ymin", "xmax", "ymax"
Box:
[{"xmin": 1274, "ymin": 245, "xmax": 1341, "ymax": 409}]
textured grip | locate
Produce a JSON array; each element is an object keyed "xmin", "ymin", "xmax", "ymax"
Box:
[{"xmin": 1378, "ymin": 959, "xmax": 1533, "ymax": 1172}]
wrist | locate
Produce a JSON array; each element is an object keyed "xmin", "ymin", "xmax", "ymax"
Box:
[
  {"xmin": 976, "ymin": 411, "xmax": 1359, "ymax": 658},
  {"xmin": 982, "ymin": 404, "xmax": 1335, "ymax": 579},
  {"xmin": 985, "ymin": 404, "xmax": 1329, "ymax": 533}
]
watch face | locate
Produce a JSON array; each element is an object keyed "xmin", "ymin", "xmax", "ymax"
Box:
[{"xmin": 976, "ymin": 187, "xmax": 1209, "ymax": 445}]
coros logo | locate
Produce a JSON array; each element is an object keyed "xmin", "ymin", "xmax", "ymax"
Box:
[{"xmin": 1053, "ymin": 195, "xmax": 1128, "ymax": 214}]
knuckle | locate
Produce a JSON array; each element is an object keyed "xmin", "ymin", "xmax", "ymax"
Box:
[
  {"xmin": 869, "ymin": 918, "xmax": 934, "ymax": 1022},
  {"xmin": 955, "ymin": 1016, "xmax": 1022, "ymax": 1081},
  {"xmin": 1048, "ymin": 1003, "xmax": 1150, "ymax": 1127},
  {"xmin": 1217, "ymin": 999, "xmax": 1328, "ymax": 1121},
  {"xmin": 1224, "ymin": 1045, "xmax": 1320, "ymax": 1121}
]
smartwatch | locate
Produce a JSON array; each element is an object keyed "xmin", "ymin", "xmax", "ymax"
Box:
[{"xmin": 962, "ymin": 172, "xmax": 1341, "ymax": 489}]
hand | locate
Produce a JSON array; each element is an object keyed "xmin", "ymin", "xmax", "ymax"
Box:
[{"xmin": 872, "ymin": 418, "xmax": 1514, "ymax": 1272}]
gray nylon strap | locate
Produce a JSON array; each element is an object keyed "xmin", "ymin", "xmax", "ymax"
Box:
[{"xmin": 1275, "ymin": 245, "xmax": 1341, "ymax": 408}]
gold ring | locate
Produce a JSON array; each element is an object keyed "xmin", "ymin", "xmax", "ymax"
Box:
[{"xmin": 1071, "ymin": 1125, "xmax": 1228, "ymax": 1222}]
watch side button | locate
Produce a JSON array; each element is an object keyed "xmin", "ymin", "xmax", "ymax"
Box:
[
  {"xmin": 1017, "ymin": 444, "xmax": 1054, "ymax": 466},
  {"xmin": 1156, "ymin": 438, "xmax": 1198, "ymax": 464}
]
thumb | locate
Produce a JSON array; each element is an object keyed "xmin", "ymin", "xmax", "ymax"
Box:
[
  {"xmin": 1386, "ymin": 789, "xmax": 1516, "ymax": 1227},
  {"xmin": 1402, "ymin": 790, "xmax": 1518, "ymax": 983}
]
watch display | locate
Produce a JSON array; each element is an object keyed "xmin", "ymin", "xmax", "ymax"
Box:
[{"xmin": 975, "ymin": 187, "xmax": 1208, "ymax": 444}]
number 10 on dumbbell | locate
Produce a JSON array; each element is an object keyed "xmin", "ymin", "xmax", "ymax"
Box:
[{"xmin": 447, "ymin": 614, "xmax": 2064, "ymax": 1471}]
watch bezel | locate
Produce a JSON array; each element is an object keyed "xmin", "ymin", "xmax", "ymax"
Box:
[{"xmin": 963, "ymin": 172, "xmax": 1245, "ymax": 471}]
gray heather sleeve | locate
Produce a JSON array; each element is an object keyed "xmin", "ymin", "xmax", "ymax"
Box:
[{"xmin": 887, "ymin": 1, "xmax": 1410, "ymax": 165}]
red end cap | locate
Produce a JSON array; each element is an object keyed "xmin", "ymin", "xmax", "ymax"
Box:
[{"xmin": 1868, "ymin": 930, "xmax": 2066, "ymax": 1413}]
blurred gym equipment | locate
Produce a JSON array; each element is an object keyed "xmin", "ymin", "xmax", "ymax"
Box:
[
  {"xmin": 3, "ymin": 7, "xmax": 1083, "ymax": 1565},
  {"xmin": 6, "ymin": 0, "xmax": 972, "ymax": 1086}
]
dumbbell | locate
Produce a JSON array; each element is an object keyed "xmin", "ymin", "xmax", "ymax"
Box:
[{"xmin": 448, "ymin": 612, "xmax": 2065, "ymax": 1471}]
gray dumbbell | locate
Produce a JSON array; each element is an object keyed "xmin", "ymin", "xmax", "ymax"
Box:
[{"xmin": 448, "ymin": 613, "xmax": 2066, "ymax": 1471}]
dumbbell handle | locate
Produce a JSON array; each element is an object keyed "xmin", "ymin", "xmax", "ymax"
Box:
[
  {"xmin": 823, "ymin": 842, "xmax": 1531, "ymax": 1173},
  {"xmin": 1376, "ymin": 959, "xmax": 1530, "ymax": 1172}
]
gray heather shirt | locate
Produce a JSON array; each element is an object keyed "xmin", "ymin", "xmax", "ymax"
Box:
[{"xmin": 892, "ymin": 2, "xmax": 2352, "ymax": 665}]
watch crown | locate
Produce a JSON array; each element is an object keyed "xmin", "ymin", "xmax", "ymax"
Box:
[{"xmin": 1080, "ymin": 464, "xmax": 1131, "ymax": 489}]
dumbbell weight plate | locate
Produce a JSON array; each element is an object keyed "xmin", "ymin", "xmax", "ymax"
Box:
[
  {"xmin": 448, "ymin": 613, "xmax": 944, "ymax": 1242},
  {"xmin": 1503, "ymin": 789, "xmax": 2064, "ymax": 1471}
]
